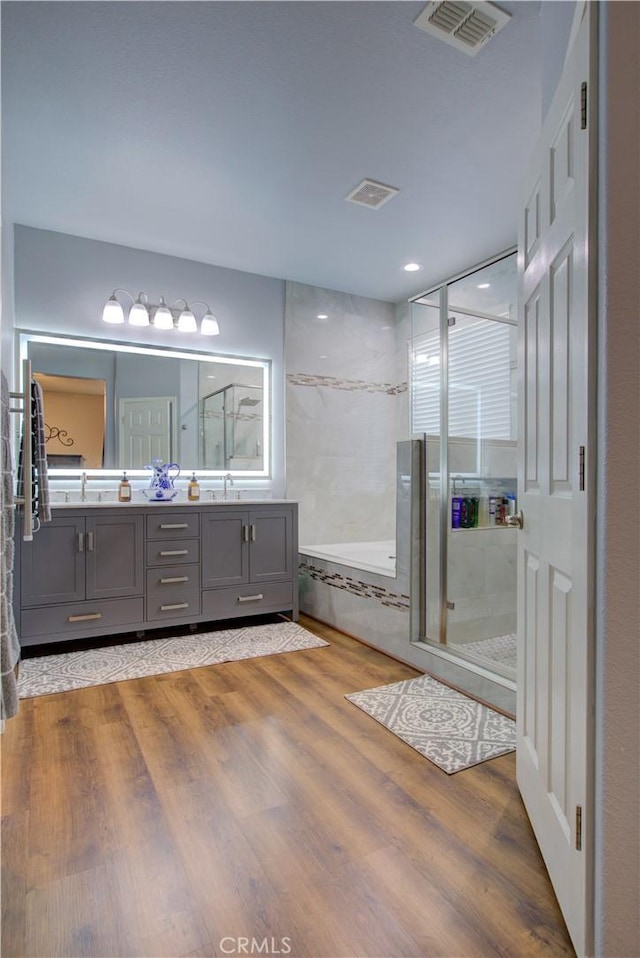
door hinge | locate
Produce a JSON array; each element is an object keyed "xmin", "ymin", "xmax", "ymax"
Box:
[
  {"xmin": 579, "ymin": 445, "xmax": 585, "ymax": 491},
  {"xmin": 580, "ymin": 82, "xmax": 588, "ymax": 130},
  {"xmin": 575, "ymin": 804, "xmax": 583, "ymax": 851}
]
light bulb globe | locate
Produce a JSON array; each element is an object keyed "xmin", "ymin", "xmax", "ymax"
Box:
[
  {"xmin": 178, "ymin": 308, "xmax": 197, "ymax": 332},
  {"xmin": 129, "ymin": 301, "xmax": 150, "ymax": 326},
  {"xmin": 102, "ymin": 296, "xmax": 125, "ymax": 324},
  {"xmin": 200, "ymin": 313, "xmax": 220, "ymax": 336},
  {"xmin": 153, "ymin": 305, "xmax": 174, "ymax": 330}
]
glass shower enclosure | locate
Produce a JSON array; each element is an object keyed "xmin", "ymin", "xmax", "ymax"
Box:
[
  {"xmin": 200, "ymin": 383, "xmax": 263, "ymax": 470},
  {"xmin": 410, "ymin": 251, "xmax": 518, "ymax": 681}
]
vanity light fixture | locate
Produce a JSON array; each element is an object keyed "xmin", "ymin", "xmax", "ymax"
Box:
[{"xmin": 102, "ymin": 289, "xmax": 220, "ymax": 336}]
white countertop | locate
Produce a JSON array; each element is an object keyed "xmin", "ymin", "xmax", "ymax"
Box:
[{"xmin": 50, "ymin": 498, "xmax": 296, "ymax": 509}]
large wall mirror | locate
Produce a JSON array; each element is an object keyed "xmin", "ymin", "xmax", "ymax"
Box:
[{"xmin": 18, "ymin": 332, "xmax": 271, "ymax": 477}]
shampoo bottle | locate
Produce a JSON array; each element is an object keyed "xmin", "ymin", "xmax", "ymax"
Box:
[{"xmin": 188, "ymin": 472, "xmax": 200, "ymax": 501}]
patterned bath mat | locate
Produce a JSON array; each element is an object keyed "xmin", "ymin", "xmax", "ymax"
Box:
[
  {"xmin": 18, "ymin": 621, "xmax": 329, "ymax": 698},
  {"xmin": 346, "ymin": 674, "xmax": 516, "ymax": 774}
]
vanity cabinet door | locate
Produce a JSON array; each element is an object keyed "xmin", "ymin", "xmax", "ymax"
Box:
[
  {"xmin": 249, "ymin": 508, "xmax": 295, "ymax": 583},
  {"xmin": 201, "ymin": 510, "xmax": 249, "ymax": 589},
  {"xmin": 85, "ymin": 514, "xmax": 144, "ymax": 600},
  {"xmin": 20, "ymin": 515, "xmax": 86, "ymax": 607}
]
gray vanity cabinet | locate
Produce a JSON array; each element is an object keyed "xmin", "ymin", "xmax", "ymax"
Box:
[
  {"xmin": 201, "ymin": 505, "xmax": 298, "ymax": 620},
  {"xmin": 15, "ymin": 501, "xmax": 298, "ymax": 647},
  {"xmin": 18, "ymin": 511, "xmax": 145, "ymax": 646}
]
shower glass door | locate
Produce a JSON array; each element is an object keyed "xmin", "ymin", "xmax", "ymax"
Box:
[{"xmin": 410, "ymin": 251, "xmax": 518, "ymax": 681}]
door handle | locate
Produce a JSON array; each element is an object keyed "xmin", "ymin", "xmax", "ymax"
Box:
[
  {"xmin": 87, "ymin": 531, "xmax": 95, "ymax": 551},
  {"xmin": 505, "ymin": 509, "xmax": 524, "ymax": 529}
]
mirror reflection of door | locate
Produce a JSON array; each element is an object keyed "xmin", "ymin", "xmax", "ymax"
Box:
[
  {"xmin": 118, "ymin": 397, "xmax": 176, "ymax": 469},
  {"xmin": 34, "ymin": 372, "xmax": 106, "ymax": 467}
]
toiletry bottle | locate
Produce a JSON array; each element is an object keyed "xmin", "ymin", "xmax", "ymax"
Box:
[
  {"xmin": 118, "ymin": 471, "xmax": 131, "ymax": 502},
  {"xmin": 188, "ymin": 471, "xmax": 200, "ymax": 501},
  {"xmin": 451, "ymin": 496, "xmax": 463, "ymax": 529}
]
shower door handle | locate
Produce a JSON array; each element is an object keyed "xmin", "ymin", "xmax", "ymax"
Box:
[{"xmin": 505, "ymin": 509, "xmax": 524, "ymax": 530}]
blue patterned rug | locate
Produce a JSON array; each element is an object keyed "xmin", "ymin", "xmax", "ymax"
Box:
[{"xmin": 346, "ymin": 674, "xmax": 515, "ymax": 774}]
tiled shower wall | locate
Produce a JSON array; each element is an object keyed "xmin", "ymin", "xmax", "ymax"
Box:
[{"xmin": 285, "ymin": 281, "xmax": 407, "ymax": 546}]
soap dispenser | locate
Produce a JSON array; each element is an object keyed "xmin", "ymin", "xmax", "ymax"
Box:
[
  {"xmin": 118, "ymin": 471, "xmax": 132, "ymax": 502},
  {"xmin": 188, "ymin": 471, "xmax": 200, "ymax": 501}
]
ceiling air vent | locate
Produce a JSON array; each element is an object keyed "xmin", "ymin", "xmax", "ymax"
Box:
[
  {"xmin": 345, "ymin": 178, "xmax": 399, "ymax": 210},
  {"xmin": 413, "ymin": 1, "xmax": 511, "ymax": 56}
]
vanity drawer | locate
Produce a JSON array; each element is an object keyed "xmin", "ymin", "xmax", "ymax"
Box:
[
  {"xmin": 146, "ymin": 512, "xmax": 200, "ymax": 540},
  {"xmin": 146, "ymin": 591, "xmax": 201, "ymax": 622},
  {"xmin": 146, "ymin": 538, "xmax": 200, "ymax": 567},
  {"xmin": 146, "ymin": 564, "xmax": 200, "ymax": 598},
  {"xmin": 21, "ymin": 597, "xmax": 144, "ymax": 639},
  {"xmin": 202, "ymin": 581, "xmax": 294, "ymax": 619}
]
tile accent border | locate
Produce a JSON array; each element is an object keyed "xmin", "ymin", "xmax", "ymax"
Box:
[
  {"xmin": 288, "ymin": 372, "xmax": 407, "ymax": 396},
  {"xmin": 299, "ymin": 560, "xmax": 410, "ymax": 612}
]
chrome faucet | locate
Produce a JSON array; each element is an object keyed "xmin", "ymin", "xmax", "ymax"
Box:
[{"xmin": 223, "ymin": 472, "xmax": 233, "ymax": 499}]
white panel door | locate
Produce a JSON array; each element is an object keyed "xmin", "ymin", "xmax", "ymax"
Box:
[
  {"xmin": 517, "ymin": 6, "xmax": 594, "ymax": 957},
  {"xmin": 118, "ymin": 397, "xmax": 175, "ymax": 468}
]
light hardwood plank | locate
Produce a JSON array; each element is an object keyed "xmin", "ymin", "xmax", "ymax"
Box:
[{"xmin": 1, "ymin": 614, "xmax": 574, "ymax": 957}]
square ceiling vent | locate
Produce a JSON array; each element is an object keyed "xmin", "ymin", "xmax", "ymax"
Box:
[
  {"xmin": 345, "ymin": 178, "xmax": 400, "ymax": 209},
  {"xmin": 414, "ymin": 1, "xmax": 511, "ymax": 56}
]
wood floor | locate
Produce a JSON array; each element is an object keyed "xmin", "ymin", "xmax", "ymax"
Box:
[{"xmin": 1, "ymin": 615, "xmax": 574, "ymax": 958}]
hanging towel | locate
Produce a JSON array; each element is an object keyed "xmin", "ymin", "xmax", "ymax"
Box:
[
  {"xmin": 32, "ymin": 380, "xmax": 51, "ymax": 524},
  {"xmin": 1, "ymin": 371, "xmax": 20, "ymax": 721},
  {"xmin": 17, "ymin": 379, "xmax": 51, "ymax": 529}
]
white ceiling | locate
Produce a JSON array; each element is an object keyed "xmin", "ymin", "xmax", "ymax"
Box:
[{"xmin": 2, "ymin": 1, "xmax": 544, "ymax": 303}]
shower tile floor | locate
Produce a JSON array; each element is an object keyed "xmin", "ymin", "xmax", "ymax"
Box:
[{"xmin": 455, "ymin": 633, "xmax": 517, "ymax": 674}]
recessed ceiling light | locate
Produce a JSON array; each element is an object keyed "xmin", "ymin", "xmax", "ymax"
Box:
[
  {"xmin": 477, "ymin": 283, "xmax": 491, "ymax": 289},
  {"xmin": 403, "ymin": 262, "xmax": 422, "ymax": 272},
  {"xmin": 317, "ymin": 313, "xmax": 328, "ymax": 319},
  {"xmin": 319, "ymin": 354, "xmax": 329, "ymax": 360}
]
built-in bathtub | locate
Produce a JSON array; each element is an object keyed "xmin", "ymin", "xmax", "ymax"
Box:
[
  {"xmin": 299, "ymin": 539, "xmax": 396, "ymax": 578},
  {"xmin": 298, "ymin": 539, "xmax": 411, "ymax": 662}
]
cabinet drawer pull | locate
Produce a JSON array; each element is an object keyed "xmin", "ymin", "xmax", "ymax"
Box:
[
  {"xmin": 159, "ymin": 549, "xmax": 189, "ymax": 556},
  {"xmin": 159, "ymin": 602, "xmax": 189, "ymax": 612},
  {"xmin": 159, "ymin": 523, "xmax": 189, "ymax": 529},
  {"xmin": 68, "ymin": 612, "xmax": 103, "ymax": 622},
  {"xmin": 237, "ymin": 593, "xmax": 264, "ymax": 603},
  {"xmin": 159, "ymin": 576, "xmax": 189, "ymax": 584}
]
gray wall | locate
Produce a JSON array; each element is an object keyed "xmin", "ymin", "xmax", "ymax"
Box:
[{"xmin": 12, "ymin": 225, "xmax": 286, "ymax": 493}]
